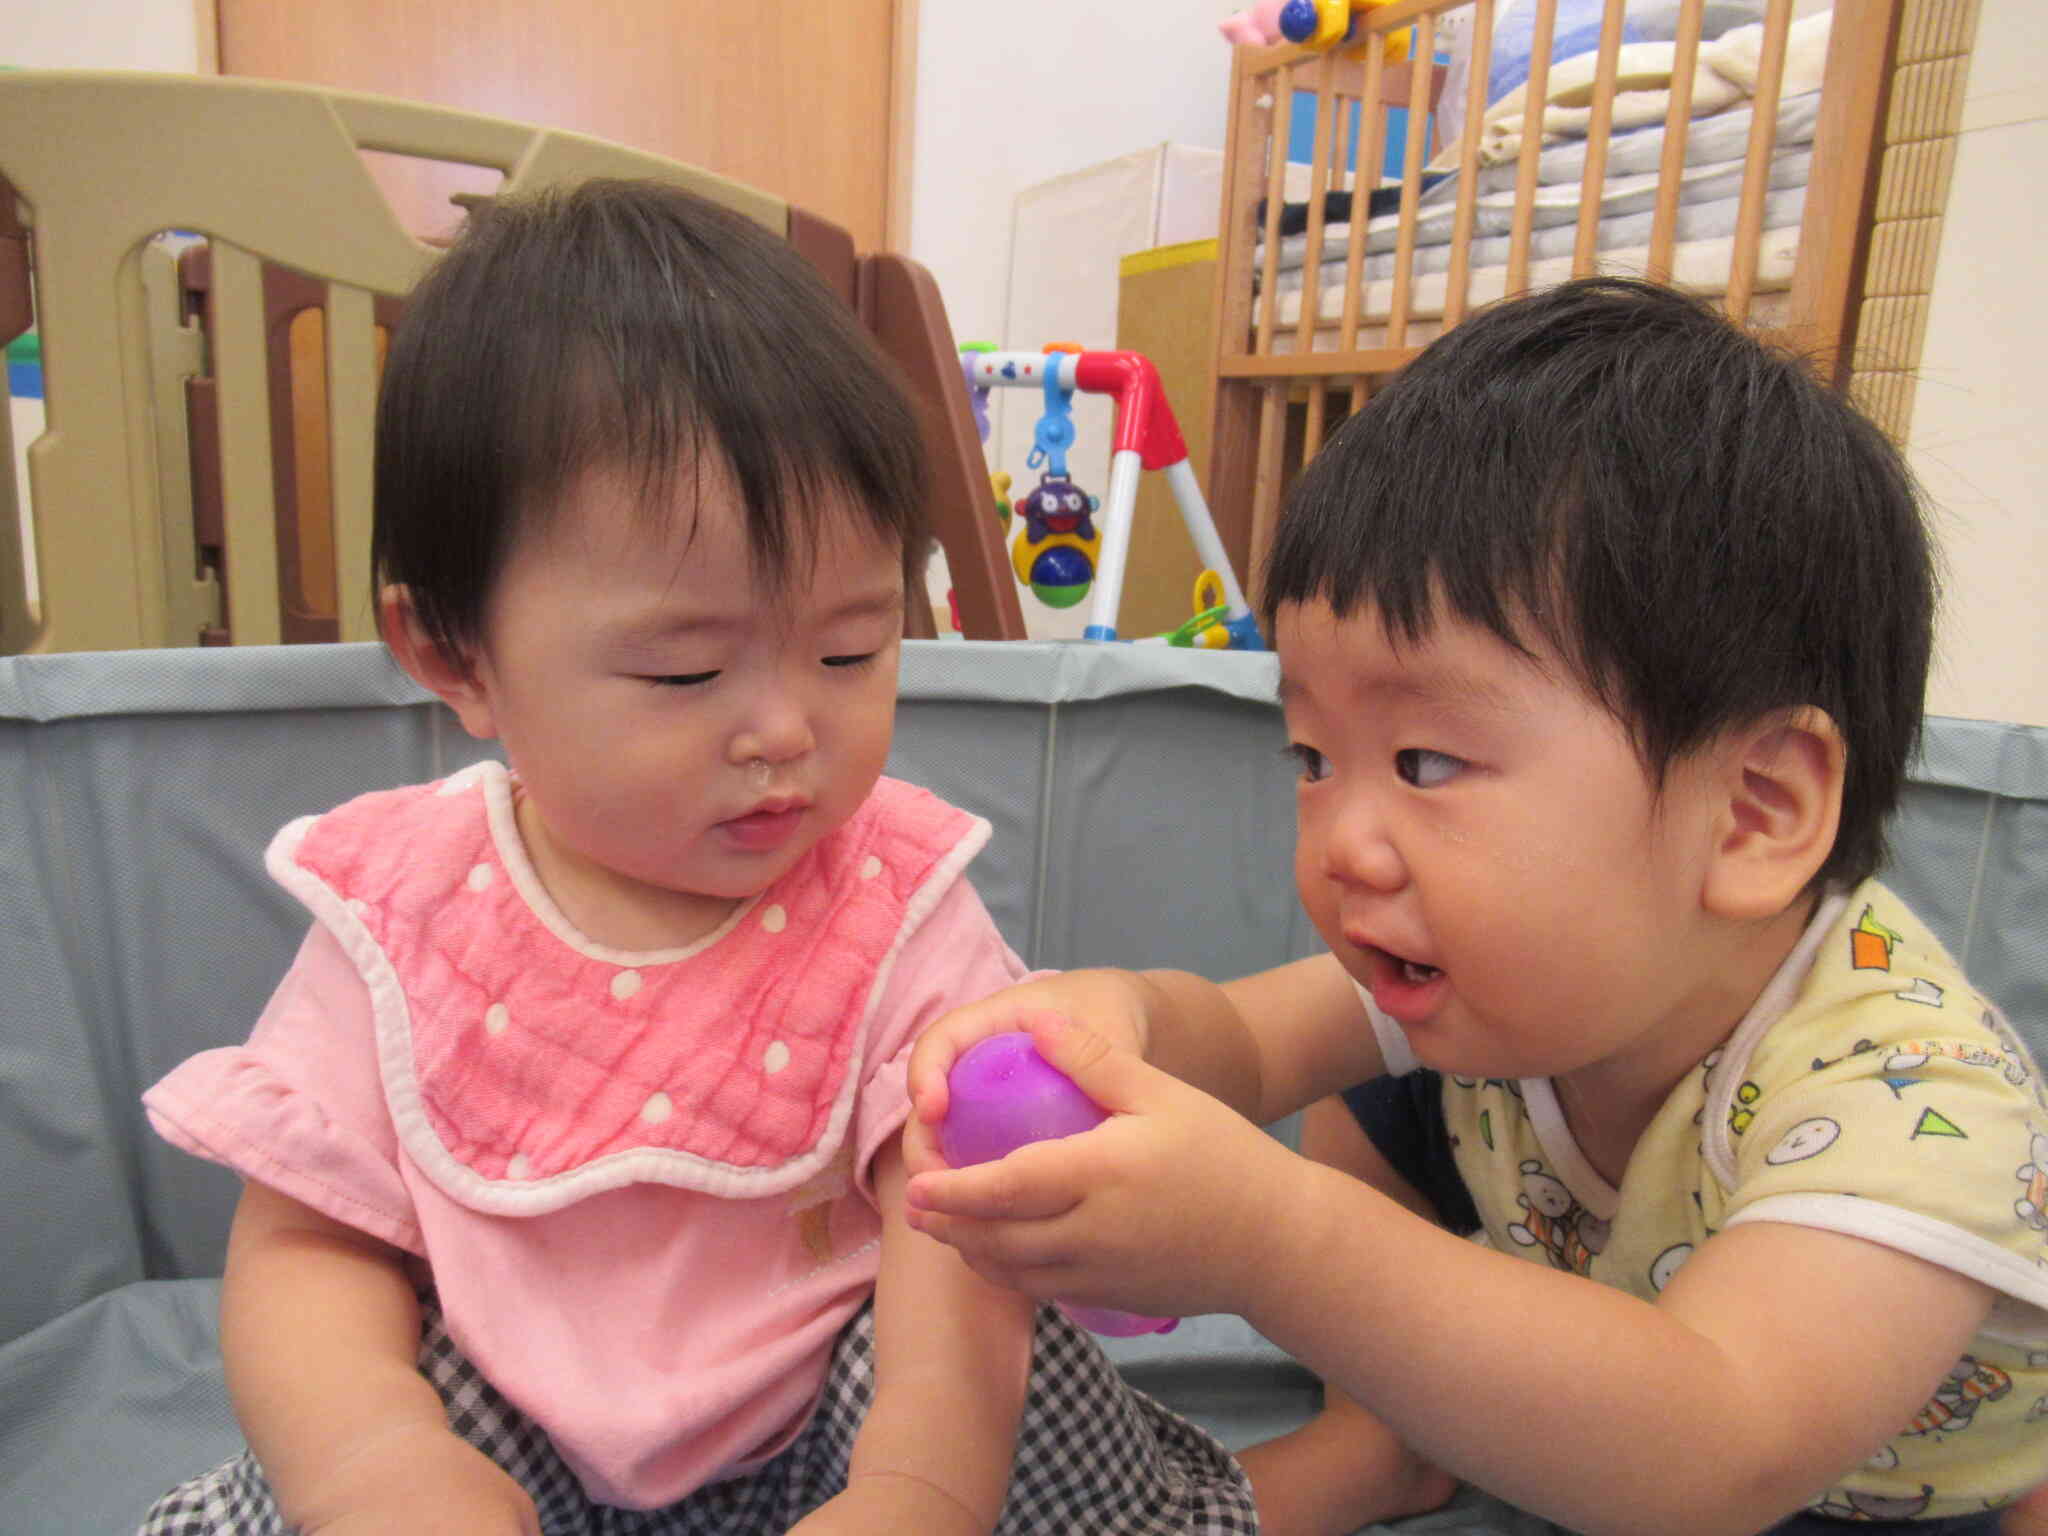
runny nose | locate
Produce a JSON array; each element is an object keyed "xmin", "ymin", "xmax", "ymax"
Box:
[{"xmin": 732, "ymin": 693, "xmax": 815, "ymax": 770}]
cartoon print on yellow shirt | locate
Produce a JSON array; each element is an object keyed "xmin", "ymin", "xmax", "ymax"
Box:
[
  {"xmin": 2015, "ymin": 1133, "xmax": 2048, "ymax": 1232},
  {"xmin": 1851, "ymin": 904, "xmax": 1905, "ymax": 970},
  {"xmin": 1848, "ymin": 902, "xmax": 1954, "ymax": 1010},
  {"xmin": 1809, "ymin": 1482, "xmax": 1935, "ymax": 1522},
  {"xmin": 1906, "ymin": 1357, "xmax": 2014, "ymax": 1439},
  {"xmin": 1888, "ymin": 1040, "xmax": 2029, "ymax": 1089},
  {"xmin": 1505, "ymin": 1160, "xmax": 1609, "ymax": 1276}
]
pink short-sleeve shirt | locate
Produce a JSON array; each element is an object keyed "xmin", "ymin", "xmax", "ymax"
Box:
[{"xmin": 145, "ymin": 764, "xmax": 1029, "ymax": 1508}]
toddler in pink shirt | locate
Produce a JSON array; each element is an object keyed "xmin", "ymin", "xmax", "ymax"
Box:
[{"xmin": 138, "ymin": 180, "xmax": 1254, "ymax": 1536}]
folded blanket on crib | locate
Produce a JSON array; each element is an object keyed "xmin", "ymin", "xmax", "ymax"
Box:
[
  {"xmin": 1259, "ymin": 89, "xmax": 1818, "ymax": 282},
  {"xmin": 1267, "ymin": 144, "xmax": 1811, "ymax": 277},
  {"xmin": 1270, "ymin": 181, "xmax": 1806, "ymax": 293},
  {"xmin": 1444, "ymin": 10, "xmax": 1832, "ymax": 167}
]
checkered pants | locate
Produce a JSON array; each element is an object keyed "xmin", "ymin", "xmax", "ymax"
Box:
[{"xmin": 139, "ymin": 1294, "xmax": 1258, "ymax": 1535}]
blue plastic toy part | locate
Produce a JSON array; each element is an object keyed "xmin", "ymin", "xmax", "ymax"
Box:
[
  {"xmin": 1025, "ymin": 366, "xmax": 1076, "ymax": 479},
  {"xmin": 1224, "ymin": 612, "xmax": 1268, "ymax": 651},
  {"xmin": 1027, "ymin": 543, "xmax": 1094, "ymax": 610},
  {"xmin": 1278, "ymin": 0, "xmax": 1320, "ymax": 42}
]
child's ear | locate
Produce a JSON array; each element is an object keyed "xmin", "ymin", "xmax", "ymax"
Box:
[
  {"xmin": 378, "ymin": 586, "xmax": 500, "ymax": 742},
  {"xmin": 1700, "ymin": 708, "xmax": 1845, "ymax": 921}
]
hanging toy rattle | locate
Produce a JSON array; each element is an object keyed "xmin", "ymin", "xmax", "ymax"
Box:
[
  {"xmin": 1010, "ymin": 359, "xmax": 1103, "ymax": 611},
  {"xmin": 941, "ymin": 1031, "xmax": 1179, "ymax": 1338}
]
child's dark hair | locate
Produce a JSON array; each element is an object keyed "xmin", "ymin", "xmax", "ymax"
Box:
[
  {"xmin": 1262, "ymin": 277, "xmax": 1935, "ymax": 889},
  {"xmin": 373, "ymin": 178, "xmax": 928, "ymax": 662}
]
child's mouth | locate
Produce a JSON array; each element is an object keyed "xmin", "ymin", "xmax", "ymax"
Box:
[{"xmin": 1369, "ymin": 948, "xmax": 1447, "ymax": 1024}]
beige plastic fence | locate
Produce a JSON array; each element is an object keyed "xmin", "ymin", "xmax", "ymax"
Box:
[{"xmin": 0, "ymin": 70, "xmax": 785, "ymax": 653}]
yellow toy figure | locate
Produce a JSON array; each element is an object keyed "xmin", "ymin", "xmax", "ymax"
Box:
[{"xmin": 1275, "ymin": 0, "xmax": 1411, "ymax": 62}]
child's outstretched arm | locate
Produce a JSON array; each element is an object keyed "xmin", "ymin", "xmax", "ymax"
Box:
[
  {"xmin": 790, "ymin": 1136, "xmax": 1036, "ymax": 1535},
  {"xmin": 221, "ymin": 1179, "xmax": 539, "ymax": 1534},
  {"xmin": 903, "ymin": 953, "xmax": 1381, "ymax": 1174},
  {"xmin": 908, "ymin": 1028, "xmax": 1999, "ymax": 1536}
]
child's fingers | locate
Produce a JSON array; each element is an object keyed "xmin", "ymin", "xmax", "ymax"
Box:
[
  {"xmin": 907, "ymin": 1003, "xmax": 1076, "ymax": 1126},
  {"xmin": 1023, "ymin": 1012, "xmax": 1169, "ymax": 1116},
  {"xmin": 904, "ymin": 1143, "xmax": 1084, "ymax": 1224},
  {"xmin": 896, "ymin": 1113, "xmax": 947, "ymax": 1179}
]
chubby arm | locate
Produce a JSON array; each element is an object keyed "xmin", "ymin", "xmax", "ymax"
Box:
[
  {"xmin": 221, "ymin": 1180, "xmax": 537, "ymax": 1535},
  {"xmin": 794, "ymin": 1136, "xmax": 1036, "ymax": 1534},
  {"xmin": 1258, "ymin": 1174, "xmax": 1994, "ymax": 1536}
]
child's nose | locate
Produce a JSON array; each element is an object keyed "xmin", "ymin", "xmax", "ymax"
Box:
[
  {"xmin": 1321, "ymin": 800, "xmax": 1406, "ymax": 893},
  {"xmin": 729, "ymin": 692, "xmax": 816, "ymax": 767}
]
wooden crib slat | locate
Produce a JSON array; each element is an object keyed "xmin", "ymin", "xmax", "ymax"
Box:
[
  {"xmin": 1385, "ymin": 9, "xmax": 1439, "ymax": 350},
  {"xmin": 1330, "ymin": 79, "xmax": 1355, "ymax": 202},
  {"xmin": 326, "ymin": 283, "xmax": 378, "ymax": 644},
  {"xmin": 1337, "ymin": 43, "xmax": 1388, "ymax": 353},
  {"xmin": 1214, "ymin": 48, "xmax": 1269, "ymax": 375},
  {"xmin": 1726, "ymin": 0, "xmax": 1795, "ymax": 321},
  {"xmin": 1506, "ymin": 0, "xmax": 1560, "ymax": 296},
  {"xmin": 1252, "ymin": 381, "xmax": 1290, "ymax": 577},
  {"xmin": 1647, "ymin": 0, "xmax": 1708, "ymax": 283},
  {"xmin": 209, "ymin": 241, "xmax": 283, "ymax": 648},
  {"xmin": 1295, "ymin": 52, "xmax": 1343, "ymax": 359},
  {"xmin": 1572, "ymin": 0, "xmax": 1631, "ymax": 275},
  {"xmin": 1444, "ymin": 0, "xmax": 1497, "ymax": 327},
  {"xmin": 1256, "ymin": 62, "xmax": 1295, "ymax": 357},
  {"xmin": 1304, "ymin": 379, "xmax": 1330, "ymax": 461},
  {"xmin": 1296, "ymin": 51, "xmax": 1344, "ymax": 455}
]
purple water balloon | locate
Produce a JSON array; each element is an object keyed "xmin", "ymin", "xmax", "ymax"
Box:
[{"xmin": 941, "ymin": 1031, "xmax": 1177, "ymax": 1338}]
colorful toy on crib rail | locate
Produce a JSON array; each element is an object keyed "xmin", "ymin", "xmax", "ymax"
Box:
[
  {"xmin": 941, "ymin": 1031, "xmax": 1179, "ymax": 1339},
  {"xmin": 1218, "ymin": 0, "xmax": 1410, "ymax": 61}
]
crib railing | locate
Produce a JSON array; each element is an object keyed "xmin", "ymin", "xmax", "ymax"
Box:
[{"xmin": 1205, "ymin": 0, "xmax": 1905, "ymax": 592}]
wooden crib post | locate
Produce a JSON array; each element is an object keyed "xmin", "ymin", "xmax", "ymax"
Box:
[
  {"xmin": 1726, "ymin": 0, "xmax": 1797, "ymax": 322},
  {"xmin": 1505, "ymin": 0, "xmax": 1560, "ymax": 297},
  {"xmin": 1571, "ymin": 0, "xmax": 1631, "ymax": 276},
  {"xmin": 1646, "ymin": 0, "xmax": 1709, "ymax": 285}
]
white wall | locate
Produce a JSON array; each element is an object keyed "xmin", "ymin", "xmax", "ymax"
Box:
[
  {"xmin": 907, "ymin": 0, "xmax": 1234, "ymax": 351},
  {"xmin": 2, "ymin": 0, "xmax": 198, "ymax": 69},
  {"xmin": 1906, "ymin": 0, "xmax": 2048, "ymax": 729}
]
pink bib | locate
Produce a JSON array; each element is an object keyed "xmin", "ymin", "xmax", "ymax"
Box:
[{"xmin": 270, "ymin": 762, "xmax": 985, "ymax": 1214}]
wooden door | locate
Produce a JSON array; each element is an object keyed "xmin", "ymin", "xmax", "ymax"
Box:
[{"xmin": 215, "ymin": 0, "xmax": 904, "ymax": 251}]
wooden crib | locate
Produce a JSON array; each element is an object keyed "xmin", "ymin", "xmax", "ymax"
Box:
[{"xmin": 1203, "ymin": 0, "xmax": 1982, "ymax": 583}]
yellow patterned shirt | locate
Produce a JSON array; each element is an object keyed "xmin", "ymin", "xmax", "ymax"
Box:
[{"xmin": 1399, "ymin": 882, "xmax": 2048, "ymax": 1520}]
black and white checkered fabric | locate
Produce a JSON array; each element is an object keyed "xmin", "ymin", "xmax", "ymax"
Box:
[{"xmin": 139, "ymin": 1293, "xmax": 1258, "ymax": 1534}]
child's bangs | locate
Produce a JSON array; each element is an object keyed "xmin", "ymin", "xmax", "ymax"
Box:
[{"xmin": 513, "ymin": 325, "xmax": 918, "ymax": 598}]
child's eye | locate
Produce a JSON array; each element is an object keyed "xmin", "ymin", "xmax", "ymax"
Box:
[
  {"xmin": 823, "ymin": 652, "xmax": 880, "ymax": 670},
  {"xmin": 646, "ymin": 670, "xmax": 719, "ymax": 688},
  {"xmin": 1282, "ymin": 743, "xmax": 1329, "ymax": 783},
  {"xmin": 1395, "ymin": 748, "xmax": 1463, "ymax": 788}
]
